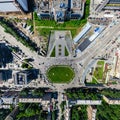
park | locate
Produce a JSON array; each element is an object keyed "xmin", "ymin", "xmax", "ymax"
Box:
[{"xmin": 46, "ymin": 65, "xmax": 75, "ymax": 83}]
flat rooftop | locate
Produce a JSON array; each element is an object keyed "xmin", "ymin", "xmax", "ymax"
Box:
[
  {"xmin": 78, "ymin": 38, "xmax": 91, "ymax": 52},
  {"xmin": 0, "ymin": 2, "xmax": 19, "ymax": 12},
  {"xmin": 0, "ymin": 0, "xmax": 28, "ymax": 12}
]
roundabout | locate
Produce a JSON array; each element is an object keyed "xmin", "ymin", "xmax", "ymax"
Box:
[{"xmin": 46, "ymin": 65, "xmax": 75, "ymax": 83}]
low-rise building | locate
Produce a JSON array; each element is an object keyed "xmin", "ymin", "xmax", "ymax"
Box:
[
  {"xmin": 103, "ymin": 95, "xmax": 120, "ymax": 104},
  {"xmin": 0, "ymin": 91, "xmax": 19, "ymax": 108},
  {"xmin": 69, "ymin": 100, "xmax": 102, "ymax": 105},
  {"xmin": 19, "ymin": 98, "xmax": 42, "ymax": 103},
  {"xmin": 87, "ymin": 106, "xmax": 97, "ymax": 120}
]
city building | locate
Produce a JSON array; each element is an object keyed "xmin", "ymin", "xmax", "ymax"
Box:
[
  {"xmin": 113, "ymin": 49, "xmax": 120, "ymax": 78},
  {"xmin": 0, "ymin": 70, "xmax": 12, "ymax": 83},
  {"xmin": 0, "ymin": 0, "xmax": 28, "ymax": 13},
  {"xmin": 69, "ymin": 100, "xmax": 102, "ymax": 105},
  {"xmin": 47, "ymin": 30, "xmax": 73, "ymax": 57},
  {"xmin": 103, "ymin": 95, "xmax": 120, "ymax": 104},
  {"xmin": 13, "ymin": 70, "xmax": 31, "ymax": 85},
  {"xmin": 0, "ymin": 42, "xmax": 13, "ymax": 68},
  {"xmin": 36, "ymin": 0, "xmax": 85, "ymax": 22},
  {"xmin": 0, "ymin": 91, "xmax": 19, "ymax": 106},
  {"xmin": 19, "ymin": 92, "xmax": 52, "ymax": 104},
  {"xmin": 87, "ymin": 106, "xmax": 97, "ymax": 120},
  {"xmin": 13, "ymin": 70, "xmax": 39, "ymax": 86}
]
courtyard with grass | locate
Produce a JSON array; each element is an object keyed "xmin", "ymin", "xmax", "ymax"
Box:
[
  {"xmin": 46, "ymin": 65, "xmax": 75, "ymax": 83},
  {"xmin": 34, "ymin": 0, "xmax": 90, "ymax": 38},
  {"xmin": 92, "ymin": 60, "xmax": 105, "ymax": 84}
]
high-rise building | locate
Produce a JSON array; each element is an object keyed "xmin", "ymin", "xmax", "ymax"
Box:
[{"xmin": 0, "ymin": 0, "xmax": 28, "ymax": 13}]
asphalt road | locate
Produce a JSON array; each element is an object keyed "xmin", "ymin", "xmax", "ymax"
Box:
[
  {"xmin": 0, "ymin": 21, "xmax": 120, "ymax": 87},
  {"xmin": 0, "ymin": 21, "xmax": 120, "ymax": 120},
  {"xmin": 74, "ymin": 21, "xmax": 120, "ymax": 84}
]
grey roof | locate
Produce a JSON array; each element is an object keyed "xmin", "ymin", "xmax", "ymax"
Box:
[
  {"xmin": 0, "ymin": 3, "xmax": 19, "ymax": 12},
  {"xmin": 0, "ymin": 0, "xmax": 14, "ymax": 1},
  {"xmin": 0, "ymin": 0, "xmax": 28, "ymax": 12}
]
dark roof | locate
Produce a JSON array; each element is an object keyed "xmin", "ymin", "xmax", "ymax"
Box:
[
  {"xmin": 0, "ymin": 72, "xmax": 3, "ymax": 81},
  {"xmin": 40, "ymin": 14, "xmax": 50, "ymax": 17},
  {"xmin": 2, "ymin": 91, "xmax": 19, "ymax": 98},
  {"xmin": 71, "ymin": 14, "xmax": 81, "ymax": 19},
  {"xmin": 109, "ymin": 0, "xmax": 120, "ymax": 4},
  {"xmin": 42, "ymin": 93, "xmax": 52, "ymax": 101},
  {"xmin": 78, "ymin": 39, "xmax": 91, "ymax": 52}
]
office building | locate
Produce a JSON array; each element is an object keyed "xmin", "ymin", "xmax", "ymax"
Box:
[
  {"xmin": 13, "ymin": 71, "xmax": 31, "ymax": 85},
  {"xmin": 13, "ymin": 69, "xmax": 38, "ymax": 85}
]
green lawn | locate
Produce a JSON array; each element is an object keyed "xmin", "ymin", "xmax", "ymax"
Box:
[
  {"xmin": 34, "ymin": 0, "xmax": 90, "ymax": 38},
  {"xmin": 36, "ymin": 27, "xmax": 77, "ymax": 38},
  {"xmin": 65, "ymin": 47, "xmax": 69, "ymax": 56},
  {"xmin": 93, "ymin": 60, "xmax": 105, "ymax": 81},
  {"xmin": 47, "ymin": 65, "xmax": 75, "ymax": 83},
  {"xmin": 97, "ymin": 60, "xmax": 105, "ymax": 65},
  {"xmin": 50, "ymin": 47, "xmax": 55, "ymax": 57},
  {"xmin": 92, "ymin": 77, "xmax": 98, "ymax": 84}
]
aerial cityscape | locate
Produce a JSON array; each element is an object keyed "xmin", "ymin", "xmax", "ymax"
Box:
[{"xmin": 0, "ymin": 0, "xmax": 120, "ymax": 120}]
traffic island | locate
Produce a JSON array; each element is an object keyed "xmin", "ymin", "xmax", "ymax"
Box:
[{"xmin": 46, "ymin": 65, "xmax": 75, "ymax": 83}]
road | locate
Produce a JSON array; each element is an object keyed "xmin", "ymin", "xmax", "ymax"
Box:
[
  {"xmin": 0, "ymin": 25, "xmax": 46, "ymax": 68},
  {"xmin": 0, "ymin": 21, "xmax": 120, "ymax": 120},
  {"xmin": 0, "ymin": 20, "xmax": 120, "ymax": 87},
  {"xmin": 74, "ymin": 21, "xmax": 120, "ymax": 84}
]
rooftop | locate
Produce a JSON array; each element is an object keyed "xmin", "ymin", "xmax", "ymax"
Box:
[{"xmin": 0, "ymin": 0, "xmax": 28, "ymax": 12}]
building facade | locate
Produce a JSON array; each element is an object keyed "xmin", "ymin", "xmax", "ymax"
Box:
[{"xmin": 36, "ymin": 0, "xmax": 85, "ymax": 22}]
